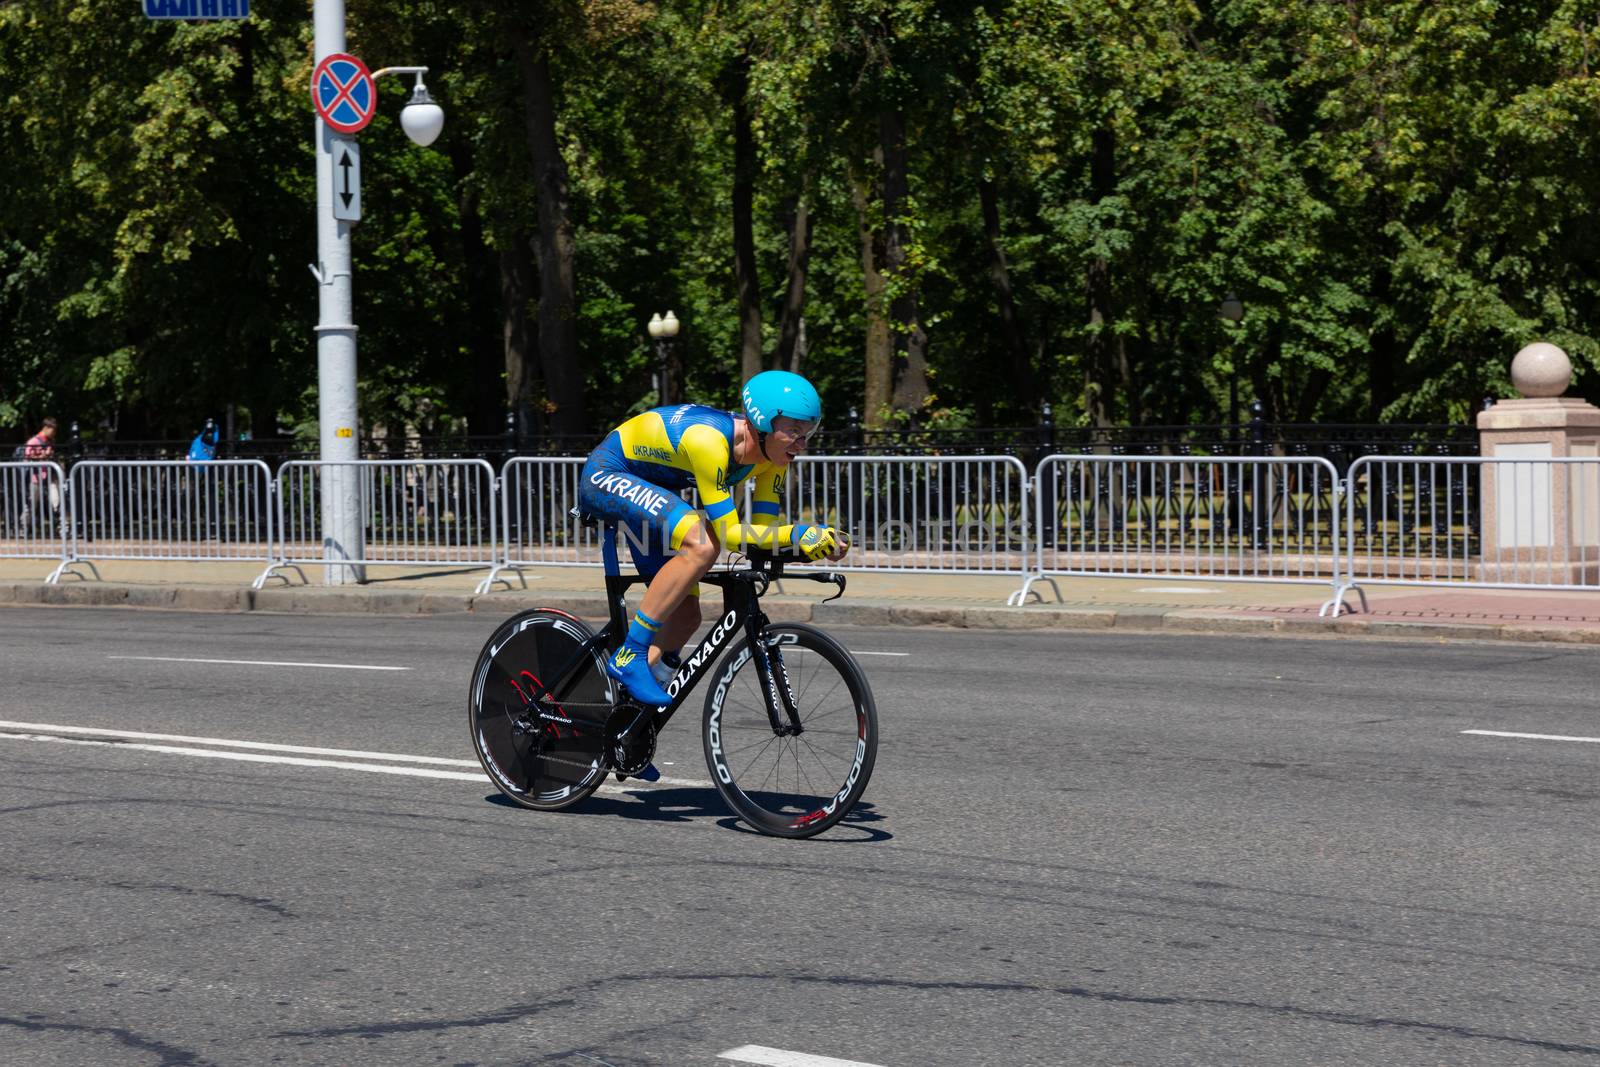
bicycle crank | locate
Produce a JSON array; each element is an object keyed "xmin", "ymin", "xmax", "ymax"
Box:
[{"xmin": 604, "ymin": 702, "xmax": 657, "ymax": 776}]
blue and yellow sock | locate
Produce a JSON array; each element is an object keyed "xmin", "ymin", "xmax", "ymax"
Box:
[{"xmin": 625, "ymin": 608, "xmax": 664, "ymax": 651}]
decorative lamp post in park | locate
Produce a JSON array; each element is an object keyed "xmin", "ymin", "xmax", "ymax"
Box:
[
  {"xmin": 1217, "ymin": 293, "xmax": 1244, "ymax": 440},
  {"xmin": 648, "ymin": 311, "xmax": 681, "ymax": 405},
  {"xmin": 310, "ymin": 0, "xmax": 443, "ymax": 583}
]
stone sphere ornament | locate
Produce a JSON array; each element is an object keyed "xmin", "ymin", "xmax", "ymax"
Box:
[{"xmin": 1510, "ymin": 342, "xmax": 1572, "ymax": 398}]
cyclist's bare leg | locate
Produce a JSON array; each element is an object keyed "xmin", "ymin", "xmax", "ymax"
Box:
[
  {"xmin": 649, "ymin": 595, "xmax": 702, "ymax": 667},
  {"xmin": 637, "ymin": 516, "xmax": 718, "ymax": 659}
]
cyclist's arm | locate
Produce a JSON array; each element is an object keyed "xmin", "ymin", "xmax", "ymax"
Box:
[
  {"xmin": 753, "ymin": 465, "xmax": 850, "ymax": 561},
  {"xmin": 748, "ymin": 466, "xmax": 786, "ymax": 531},
  {"xmin": 683, "ymin": 427, "xmax": 795, "ymax": 551}
]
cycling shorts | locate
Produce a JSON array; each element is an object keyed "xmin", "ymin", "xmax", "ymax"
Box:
[{"xmin": 578, "ymin": 433, "xmax": 701, "ymax": 586}]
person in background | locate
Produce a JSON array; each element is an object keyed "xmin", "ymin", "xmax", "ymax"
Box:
[
  {"xmin": 188, "ymin": 419, "xmax": 219, "ymax": 462},
  {"xmin": 19, "ymin": 417, "xmax": 57, "ymax": 533}
]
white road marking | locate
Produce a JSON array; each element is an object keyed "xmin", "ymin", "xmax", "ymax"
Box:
[
  {"xmin": 849, "ymin": 651, "xmax": 909, "ymax": 657},
  {"xmin": 0, "ymin": 719, "xmax": 480, "ymax": 765},
  {"xmin": 0, "ymin": 731, "xmax": 490, "ymax": 780},
  {"xmin": 0, "ymin": 719, "xmax": 712, "ymax": 789},
  {"xmin": 1463, "ymin": 729, "xmax": 1600, "ymax": 745},
  {"xmin": 605, "ymin": 776, "xmax": 714, "ymax": 791},
  {"xmin": 719, "ymin": 1047, "xmax": 885, "ymax": 1067},
  {"xmin": 107, "ymin": 655, "xmax": 411, "ymax": 672},
  {"xmin": 607, "ymin": 774, "xmax": 712, "ymax": 790}
]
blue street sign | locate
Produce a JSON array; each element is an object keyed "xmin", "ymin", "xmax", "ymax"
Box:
[{"xmin": 144, "ymin": 0, "xmax": 250, "ymax": 19}]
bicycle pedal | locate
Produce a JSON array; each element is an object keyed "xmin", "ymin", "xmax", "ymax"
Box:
[{"xmin": 613, "ymin": 762, "xmax": 661, "ymax": 784}]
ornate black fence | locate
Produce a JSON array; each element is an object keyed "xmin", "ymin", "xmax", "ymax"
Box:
[
  {"xmin": 813, "ymin": 405, "xmax": 1477, "ymax": 476},
  {"xmin": 40, "ymin": 401, "xmax": 1479, "ymax": 474}
]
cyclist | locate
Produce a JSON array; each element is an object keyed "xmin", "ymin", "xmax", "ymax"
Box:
[{"xmin": 578, "ymin": 370, "xmax": 849, "ymax": 709}]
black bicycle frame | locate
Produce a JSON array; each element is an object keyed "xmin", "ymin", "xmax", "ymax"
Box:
[
  {"xmin": 605, "ymin": 566, "xmax": 782, "ymax": 731},
  {"xmin": 528, "ymin": 527, "xmax": 839, "ymax": 744}
]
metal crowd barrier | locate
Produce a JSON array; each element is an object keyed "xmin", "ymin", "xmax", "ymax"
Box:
[
  {"xmin": 487, "ymin": 457, "xmax": 597, "ymax": 592},
  {"xmin": 19, "ymin": 453, "xmax": 1600, "ymax": 612},
  {"xmin": 780, "ymin": 454, "xmax": 1031, "ymax": 575},
  {"xmin": 489, "ymin": 453, "xmax": 1031, "ymax": 590},
  {"xmin": 488, "ymin": 455, "xmax": 725, "ymax": 593},
  {"xmin": 1013, "ymin": 455, "xmax": 1343, "ymax": 607},
  {"xmin": 1330, "ymin": 455, "xmax": 1600, "ymax": 612},
  {"xmin": 1, "ymin": 460, "xmax": 68, "ymax": 573},
  {"xmin": 48, "ymin": 460, "xmax": 276, "ymax": 586},
  {"xmin": 267, "ymin": 459, "xmax": 499, "ymax": 588}
]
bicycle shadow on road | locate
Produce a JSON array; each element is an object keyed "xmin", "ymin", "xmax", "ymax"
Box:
[{"xmin": 485, "ymin": 786, "xmax": 891, "ymax": 841}]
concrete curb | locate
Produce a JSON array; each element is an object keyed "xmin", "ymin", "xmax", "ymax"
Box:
[
  {"xmin": 1161, "ymin": 610, "xmax": 1282, "ymax": 634},
  {"xmin": 1331, "ymin": 617, "xmax": 1498, "ymax": 641},
  {"xmin": 251, "ymin": 585, "xmax": 480, "ymax": 616},
  {"xmin": 2, "ymin": 580, "xmax": 1599, "ymax": 646},
  {"xmin": 1480, "ymin": 625, "xmax": 1600, "ymax": 645}
]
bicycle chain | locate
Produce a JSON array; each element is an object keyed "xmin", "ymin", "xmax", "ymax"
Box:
[{"xmin": 503, "ymin": 698, "xmax": 627, "ymax": 779}]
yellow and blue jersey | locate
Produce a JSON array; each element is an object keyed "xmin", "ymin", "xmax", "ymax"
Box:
[{"xmin": 579, "ymin": 405, "xmax": 795, "ymax": 566}]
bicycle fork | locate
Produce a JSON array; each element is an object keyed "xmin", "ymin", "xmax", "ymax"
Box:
[{"xmin": 748, "ymin": 613, "xmax": 802, "ymax": 736}]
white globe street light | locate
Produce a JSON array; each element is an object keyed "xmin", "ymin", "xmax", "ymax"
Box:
[
  {"xmin": 371, "ymin": 67, "xmax": 446, "ymax": 147},
  {"xmin": 649, "ymin": 311, "xmax": 681, "ymax": 402},
  {"xmin": 647, "ymin": 310, "xmax": 680, "ymax": 339},
  {"xmin": 399, "ymin": 80, "xmax": 445, "ymax": 147}
]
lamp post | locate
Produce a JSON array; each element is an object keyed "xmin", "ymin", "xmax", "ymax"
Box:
[
  {"xmin": 1217, "ymin": 293, "xmax": 1244, "ymax": 443},
  {"xmin": 312, "ymin": 0, "xmax": 443, "ymax": 584},
  {"xmin": 647, "ymin": 310, "xmax": 680, "ymax": 405}
]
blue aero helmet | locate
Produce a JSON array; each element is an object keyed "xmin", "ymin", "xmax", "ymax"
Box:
[{"xmin": 741, "ymin": 370, "xmax": 822, "ymax": 436}]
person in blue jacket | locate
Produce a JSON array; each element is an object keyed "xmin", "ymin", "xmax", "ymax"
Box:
[{"xmin": 188, "ymin": 419, "xmax": 219, "ymax": 462}]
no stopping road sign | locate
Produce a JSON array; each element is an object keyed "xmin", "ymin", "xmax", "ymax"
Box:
[{"xmin": 311, "ymin": 53, "xmax": 375, "ymax": 135}]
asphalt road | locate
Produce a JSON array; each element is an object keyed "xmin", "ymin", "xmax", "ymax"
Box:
[{"xmin": 2, "ymin": 606, "xmax": 1599, "ymax": 1066}]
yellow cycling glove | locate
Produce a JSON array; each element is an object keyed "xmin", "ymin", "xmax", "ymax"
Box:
[{"xmin": 792, "ymin": 523, "xmax": 847, "ymax": 562}]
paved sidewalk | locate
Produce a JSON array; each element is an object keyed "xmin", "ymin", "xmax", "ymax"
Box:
[{"xmin": 3, "ymin": 556, "xmax": 1600, "ymax": 646}]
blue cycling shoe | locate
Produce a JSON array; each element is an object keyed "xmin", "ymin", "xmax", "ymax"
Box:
[{"xmin": 605, "ymin": 645, "xmax": 673, "ymax": 707}]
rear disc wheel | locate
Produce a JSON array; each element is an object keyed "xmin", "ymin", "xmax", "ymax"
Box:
[{"xmin": 468, "ymin": 609, "xmax": 613, "ymax": 810}]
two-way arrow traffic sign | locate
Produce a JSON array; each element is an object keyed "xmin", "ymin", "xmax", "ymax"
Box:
[{"xmin": 331, "ymin": 139, "xmax": 361, "ymax": 222}]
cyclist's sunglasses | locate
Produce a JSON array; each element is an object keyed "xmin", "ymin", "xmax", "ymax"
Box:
[{"xmin": 772, "ymin": 415, "xmax": 821, "ymax": 443}]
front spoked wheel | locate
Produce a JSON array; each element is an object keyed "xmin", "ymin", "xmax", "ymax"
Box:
[
  {"xmin": 703, "ymin": 623, "xmax": 878, "ymax": 838},
  {"xmin": 469, "ymin": 608, "xmax": 613, "ymax": 811}
]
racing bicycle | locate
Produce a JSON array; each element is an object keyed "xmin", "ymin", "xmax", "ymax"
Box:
[{"xmin": 467, "ymin": 521, "xmax": 879, "ymax": 839}]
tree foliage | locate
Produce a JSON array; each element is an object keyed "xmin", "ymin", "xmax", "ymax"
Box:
[{"xmin": 3, "ymin": 0, "xmax": 1598, "ymax": 443}]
